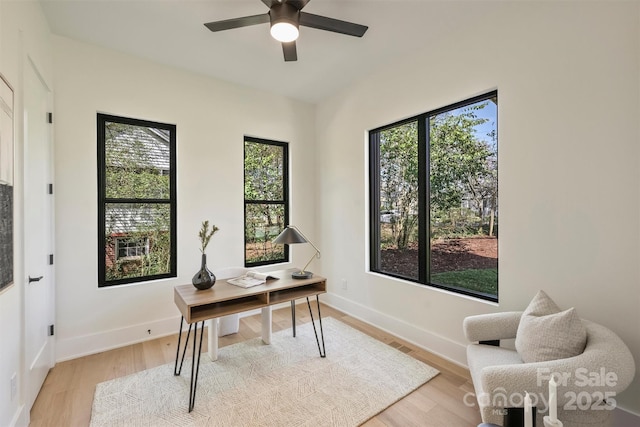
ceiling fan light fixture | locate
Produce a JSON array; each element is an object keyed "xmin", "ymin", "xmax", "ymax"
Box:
[
  {"xmin": 270, "ymin": 22, "xmax": 299, "ymax": 42},
  {"xmin": 269, "ymin": 3, "xmax": 300, "ymax": 42}
]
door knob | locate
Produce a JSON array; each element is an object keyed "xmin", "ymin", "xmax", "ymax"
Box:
[{"xmin": 28, "ymin": 275, "xmax": 43, "ymax": 283}]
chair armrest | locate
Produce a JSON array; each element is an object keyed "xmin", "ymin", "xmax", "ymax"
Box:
[
  {"xmin": 480, "ymin": 324, "xmax": 636, "ymax": 408},
  {"xmin": 463, "ymin": 311, "xmax": 523, "ymax": 342},
  {"xmin": 480, "ymin": 360, "xmax": 567, "ymax": 407}
]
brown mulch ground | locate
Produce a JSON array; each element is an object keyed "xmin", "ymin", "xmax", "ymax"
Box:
[
  {"xmin": 247, "ymin": 236, "xmax": 498, "ymax": 278},
  {"xmin": 380, "ymin": 236, "xmax": 497, "ymax": 277}
]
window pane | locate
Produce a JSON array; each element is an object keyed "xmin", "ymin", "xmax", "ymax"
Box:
[
  {"xmin": 245, "ymin": 203, "xmax": 285, "ymax": 264},
  {"xmin": 244, "ymin": 142, "xmax": 284, "ymax": 201},
  {"xmin": 104, "ymin": 203, "xmax": 171, "ymax": 281},
  {"xmin": 105, "ymin": 122, "xmax": 171, "ymax": 199},
  {"xmin": 377, "ymin": 121, "xmax": 419, "ymax": 280},
  {"xmin": 429, "ymin": 98, "xmax": 498, "ymax": 297}
]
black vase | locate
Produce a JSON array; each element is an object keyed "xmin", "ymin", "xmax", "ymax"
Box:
[{"xmin": 192, "ymin": 253, "xmax": 216, "ymax": 290}]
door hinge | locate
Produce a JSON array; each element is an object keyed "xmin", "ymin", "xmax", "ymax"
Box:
[
  {"xmin": 47, "ymin": 112, "xmax": 53, "ymax": 124},
  {"xmin": 48, "ymin": 183, "xmax": 53, "ymax": 195},
  {"xmin": 48, "ymin": 325, "xmax": 54, "ymax": 336},
  {"xmin": 49, "ymin": 254, "xmax": 54, "ymax": 265}
]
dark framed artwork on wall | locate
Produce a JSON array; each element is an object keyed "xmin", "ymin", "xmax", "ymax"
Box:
[{"xmin": 0, "ymin": 74, "xmax": 14, "ymax": 292}]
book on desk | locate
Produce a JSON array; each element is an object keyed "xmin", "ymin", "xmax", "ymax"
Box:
[{"xmin": 227, "ymin": 271, "xmax": 279, "ymax": 288}]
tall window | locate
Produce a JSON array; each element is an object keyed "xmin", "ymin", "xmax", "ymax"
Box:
[
  {"xmin": 370, "ymin": 91, "xmax": 498, "ymax": 301},
  {"xmin": 97, "ymin": 114, "xmax": 177, "ymax": 287},
  {"xmin": 244, "ymin": 137, "xmax": 289, "ymax": 267}
]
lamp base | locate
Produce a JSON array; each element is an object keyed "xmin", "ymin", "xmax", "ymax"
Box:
[{"xmin": 291, "ymin": 270, "xmax": 313, "ymax": 279}]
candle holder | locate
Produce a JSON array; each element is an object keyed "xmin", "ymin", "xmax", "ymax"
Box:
[{"xmin": 543, "ymin": 416, "xmax": 563, "ymax": 427}]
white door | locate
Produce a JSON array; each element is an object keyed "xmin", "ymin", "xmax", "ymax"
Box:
[{"xmin": 23, "ymin": 58, "xmax": 55, "ymax": 410}]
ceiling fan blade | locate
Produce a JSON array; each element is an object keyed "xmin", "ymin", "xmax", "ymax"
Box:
[
  {"xmin": 204, "ymin": 14, "xmax": 270, "ymax": 32},
  {"xmin": 261, "ymin": 0, "xmax": 276, "ymax": 8},
  {"xmin": 299, "ymin": 12, "xmax": 368, "ymax": 37},
  {"xmin": 282, "ymin": 41, "xmax": 297, "ymax": 62}
]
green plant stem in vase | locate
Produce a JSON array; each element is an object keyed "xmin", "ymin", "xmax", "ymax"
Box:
[
  {"xmin": 192, "ymin": 221, "xmax": 219, "ymax": 290},
  {"xmin": 199, "ymin": 220, "xmax": 219, "ymax": 254}
]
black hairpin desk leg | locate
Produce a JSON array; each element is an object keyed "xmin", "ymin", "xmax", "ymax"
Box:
[
  {"xmin": 188, "ymin": 320, "xmax": 205, "ymax": 412},
  {"xmin": 173, "ymin": 317, "xmax": 205, "ymax": 412},
  {"xmin": 306, "ymin": 296, "xmax": 326, "ymax": 358},
  {"xmin": 291, "ymin": 300, "xmax": 296, "ymax": 337},
  {"xmin": 174, "ymin": 316, "xmax": 192, "ymax": 376}
]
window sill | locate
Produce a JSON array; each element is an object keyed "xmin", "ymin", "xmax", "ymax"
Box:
[{"xmin": 366, "ymin": 270, "xmax": 499, "ymax": 306}]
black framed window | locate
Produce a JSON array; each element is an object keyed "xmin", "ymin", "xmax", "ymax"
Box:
[
  {"xmin": 244, "ymin": 137, "xmax": 289, "ymax": 267},
  {"xmin": 97, "ymin": 113, "xmax": 177, "ymax": 287},
  {"xmin": 369, "ymin": 91, "xmax": 498, "ymax": 301}
]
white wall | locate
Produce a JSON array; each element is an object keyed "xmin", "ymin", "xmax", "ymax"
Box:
[
  {"xmin": 52, "ymin": 36, "xmax": 317, "ymax": 361},
  {"xmin": 316, "ymin": 1, "xmax": 640, "ymax": 414},
  {"xmin": 0, "ymin": 1, "xmax": 53, "ymax": 426}
]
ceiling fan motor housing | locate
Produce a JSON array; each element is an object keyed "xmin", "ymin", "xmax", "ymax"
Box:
[{"xmin": 270, "ymin": 3, "xmax": 300, "ymax": 28}]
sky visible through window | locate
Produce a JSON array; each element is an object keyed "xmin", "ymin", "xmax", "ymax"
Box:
[{"xmin": 451, "ymin": 99, "xmax": 497, "ymax": 147}]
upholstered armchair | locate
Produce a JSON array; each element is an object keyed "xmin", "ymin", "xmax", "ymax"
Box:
[{"xmin": 464, "ymin": 309, "xmax": 635, "ymax": 427}]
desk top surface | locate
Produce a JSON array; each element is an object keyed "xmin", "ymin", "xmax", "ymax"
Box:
[{"xmin": 174, "ymin": 269, "xmax": 326, "ymax": 308}]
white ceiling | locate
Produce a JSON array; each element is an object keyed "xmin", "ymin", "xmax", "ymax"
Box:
[{"xmin": 40, "ymin": 0, "xmax": 490, "ymax": 103}]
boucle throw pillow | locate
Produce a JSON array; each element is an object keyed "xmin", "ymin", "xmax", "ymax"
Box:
[{"xmin": 515, "ymin": 290, "xmax": 587, "ymax": 363}]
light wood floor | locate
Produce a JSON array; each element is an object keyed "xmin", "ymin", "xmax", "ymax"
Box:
[{"xmin": 30, "ymin": 304, "xmax": 482, "ymax": 427}]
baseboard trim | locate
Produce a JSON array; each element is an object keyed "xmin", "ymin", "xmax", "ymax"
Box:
[
  {"xmin": 56, "ymin": 316, "xmax": 182, "ymax": 362},
  {"xmin": 55, "ymin": 301, "xmax": 296, "ymax": 362},
  {"xmin": 322, "ymin": 292, "xmax": 468, "ymax": 368},
  {"xmin": 9, "ymin": 403, "xmax": 27, "ymax": 427},
  {"xmin": 56, "ymin": 294, "xmax": 462, "ymax": 364}
]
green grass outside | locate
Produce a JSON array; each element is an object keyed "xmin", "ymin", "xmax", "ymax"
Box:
[{"xmin": 430, "ymin": 268, "xmax": 497, "ymax": 296}]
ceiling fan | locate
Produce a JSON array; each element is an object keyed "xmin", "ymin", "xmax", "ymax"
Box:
[{"xmin": 204, "ymin": 0, "xmax": 368, "ymax": 62}]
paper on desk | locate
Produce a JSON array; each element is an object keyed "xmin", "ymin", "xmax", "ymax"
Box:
[{"xmin": 227, "ymin": 271, "xmax": 278, "ymax": 288}]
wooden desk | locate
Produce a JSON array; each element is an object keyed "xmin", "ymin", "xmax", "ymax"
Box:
[{"xmin": 173, "ymin": 269, "xmax": 327, "ymax": 412}]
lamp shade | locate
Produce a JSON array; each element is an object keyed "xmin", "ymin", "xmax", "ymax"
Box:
[{"xmin": 273, "ymin": 226, "xmax": 307, "ymax": 245}]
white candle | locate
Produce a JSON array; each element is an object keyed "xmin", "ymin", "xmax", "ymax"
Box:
[
  {"xmin": 524, "ymin": 392, "xmax": 533, "ymax": 427},
  {"xmin": 549, "ymin": 375, "xmax": 558, "ymax": 422}
]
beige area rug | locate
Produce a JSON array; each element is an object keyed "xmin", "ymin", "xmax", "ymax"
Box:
[{"xmin": 90, "ymin": 317, "xmax": 439, "ymax": 426}]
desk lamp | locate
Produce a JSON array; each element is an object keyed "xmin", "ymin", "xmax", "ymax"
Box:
[{"xmin": 272, "ymin": 225, "xmax": 320, "ymax": 279}]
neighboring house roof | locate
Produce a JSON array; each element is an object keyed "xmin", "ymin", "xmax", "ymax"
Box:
[
  {"xmin": 105, "ymin": 205, "xmax": 169, "ymax": 234},
  {"xmin": 106, "ymin": 124, "xmax": 170, "ymax": 171}
]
